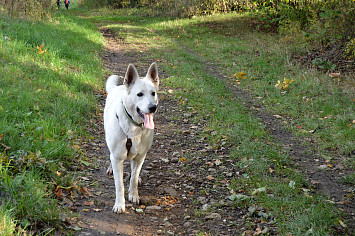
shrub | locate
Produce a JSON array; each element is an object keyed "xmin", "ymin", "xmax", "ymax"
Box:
[{"xmin": 0, "ymin": 0, "xmax": 53, "ymax": 19}]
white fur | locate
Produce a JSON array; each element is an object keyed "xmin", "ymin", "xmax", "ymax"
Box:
[{"xmin": 104, "ymin": 63, "xmax": 159, "ymax": 213}]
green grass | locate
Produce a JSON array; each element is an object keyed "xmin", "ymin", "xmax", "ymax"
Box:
[
  {"xmin": 0, "ymin": 9, "xmax": 105, "ymax": 233},
  {"xmin": 82, "ymin": 8, "xmax": 353, "ymax": 235},
  {"xmin": 0, "ymin": 203, "xmax": 16, "ymax": 236}
]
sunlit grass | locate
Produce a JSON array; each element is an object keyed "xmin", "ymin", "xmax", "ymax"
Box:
[{"xmin": 0, "ymin": 10, "xmax": 106, "ymax": 232}]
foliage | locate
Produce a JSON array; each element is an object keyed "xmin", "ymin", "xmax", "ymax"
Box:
[
  {"xmin": 0, "ymin": 0, "xmax": 53, "ymax": 19},
  {"xmin": 312, "ymin": 58, "xmax": 336, "ymax": 70},
  {"xmin": 345, "ymin": 38, "xmax": 355, "ymax": 60},
  {"xmin": 81, "ymin": 0, "xmax": 355, "ymax": 57}
]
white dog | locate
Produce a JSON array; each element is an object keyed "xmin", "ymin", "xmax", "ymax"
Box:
[{"xmin": 104, "ymin": 63, "xmax": 159, "ymax": 213}]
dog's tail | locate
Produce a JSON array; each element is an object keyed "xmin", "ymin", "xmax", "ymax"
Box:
[{"xmin": 106, "ymin": 75, "xmax": 123, "ymax": 93}]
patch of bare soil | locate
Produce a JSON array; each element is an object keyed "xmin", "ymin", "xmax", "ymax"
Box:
[{"xmin": 66, "ymin": 26, "xmax": 353, "ymax": 235}]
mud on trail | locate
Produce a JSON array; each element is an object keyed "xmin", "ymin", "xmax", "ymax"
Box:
[{"xmin": 67, "ymin": 24, "xmax": 354, "ymax": 235}]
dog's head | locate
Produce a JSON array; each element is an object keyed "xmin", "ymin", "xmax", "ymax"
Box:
[{"xmin": 123, "ymin": 63, "xmax": 159, "ymax": 129}]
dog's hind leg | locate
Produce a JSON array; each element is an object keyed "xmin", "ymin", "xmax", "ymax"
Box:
[
  {"xmin": 110, "ymin": 155, "xmax": 126, "ymax": 213},
  {"xmin": 128, "ymin": 155, "xmax": 146, "ymax": 204}
]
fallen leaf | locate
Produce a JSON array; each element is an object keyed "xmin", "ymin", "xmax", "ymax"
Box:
[
  {"xmin": 55, "ymin": 188, "xmax": 63, "ymax": 198},
  {"xmin": 84, "ymin": 201, "xmax": 94, "ymax": 206},
  {"xmin": 255, "ymin": 227, "xmax": 262, "ymax": 235},
  {"xmin": 339, "ymin": 219, "xmax": 347, "ymax": 228},
  {"xmin": 228, "ymin": 194, "xmax": 250, "ymax": 201},
  {"xmin": 275, "ymin": 78, "xmax": 295, "ymax": 90},
  {"xmin": 206, "ymin": 175, "xmax": 214, "ymax": 180},
  {"xmin": 135, "ymin": 208, "xmax": 143, "ymax": 213},
  {"xmin": 329, "ymin": 73, "xmax": 341, "ymax": 78},
  {"xmin": 93, "ymin": 208, "xmax": 102, "ymax": 212},
  {"xmin": 80, "ymin": 187, "xmax": 93, "ymax": 196},
  {"xmin": 311, "ymin": 180, "xmax": 320, "ymax": 185},
  {"xmin": 289, "ymin": 181, "xmax": 296, "ymax": 188},
  {"xmin": 252, "ymin": 187, "xmax": 266, "ymax": 195}
]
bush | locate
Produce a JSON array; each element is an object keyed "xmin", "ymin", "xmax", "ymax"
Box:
[{"xmin": 0, "ymin": 0, "xmax": 53, "ymax": 19}]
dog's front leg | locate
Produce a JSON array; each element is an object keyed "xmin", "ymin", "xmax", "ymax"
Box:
[
  {"xmin": 128, "ymin": 154, "xmax": 146, "ymax": 204},
  {"xmin": 110, "ymin": 154, "xmax": 125, "ymax": 213}
]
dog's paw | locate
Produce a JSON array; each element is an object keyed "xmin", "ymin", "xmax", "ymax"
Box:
[
  {"xmin": 112, "ymin": 203, "xmax": 125, "ymax": 213},
  {"xmin": 129, "ymin": 193, "xmax": 140, "ymax": 204}
]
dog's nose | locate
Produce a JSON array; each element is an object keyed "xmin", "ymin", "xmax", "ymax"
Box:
[{"xmin": 149, "ymin": 105, "xmax": 157, "ymax": 113}]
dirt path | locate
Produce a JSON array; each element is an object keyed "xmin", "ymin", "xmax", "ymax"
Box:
[
  {"xmin": 68, "ymin": 22, "xmax": 354, "ymax": 235},
  {"xmin": 69, "ymin": 27, "xmax": 247, "ymax": 235}
]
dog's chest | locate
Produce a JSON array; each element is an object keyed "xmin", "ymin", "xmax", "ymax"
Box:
[{"xmin": 126, "ymin": 130, "xmax": 154, "ymax": 159}]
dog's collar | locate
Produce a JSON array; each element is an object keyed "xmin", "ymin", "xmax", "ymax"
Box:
[{"xmin": 120, "ymin": 102, "xmax": 144, "ymax": 128}]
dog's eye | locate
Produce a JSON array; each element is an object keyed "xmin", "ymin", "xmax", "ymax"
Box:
[
  {"xmin": 151, "ymin": 92, "xmax": 156, "ymax": 96},
  {"xmin": 137, "ymin": 92, "xmax": 144, "ymax": 97}
]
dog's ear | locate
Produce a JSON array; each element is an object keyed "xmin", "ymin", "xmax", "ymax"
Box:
[
  {"xmin": 146, "ymin": 62, "xmax": 159, "ymax": 88},
  {"xmin": 124, "ymin": 64, "xmax": 139, "ymax": 87}
]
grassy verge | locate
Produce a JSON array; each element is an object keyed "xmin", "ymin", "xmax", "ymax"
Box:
[
  {"xmin": 0, "ymin": 9, "xmax": 105, "ymax": 233},
  {"xmin": 83, "ymin": 8, "xmax": 353, "ymax": 235}
]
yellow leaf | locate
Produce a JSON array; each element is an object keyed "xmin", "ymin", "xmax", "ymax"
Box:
[{"xmin": 180, "ymin": 157, "xmax": 187, "ymax": 162}]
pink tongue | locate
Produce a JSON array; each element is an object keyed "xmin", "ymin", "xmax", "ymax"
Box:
[{"xmin": 144, "ymin": 113, "xmax": 154, "ymax": 129}]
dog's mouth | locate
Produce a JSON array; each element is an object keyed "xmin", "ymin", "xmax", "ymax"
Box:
[{"xmin": 137, "ymin": 108, "xmax": 155, "ymax": 129}]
